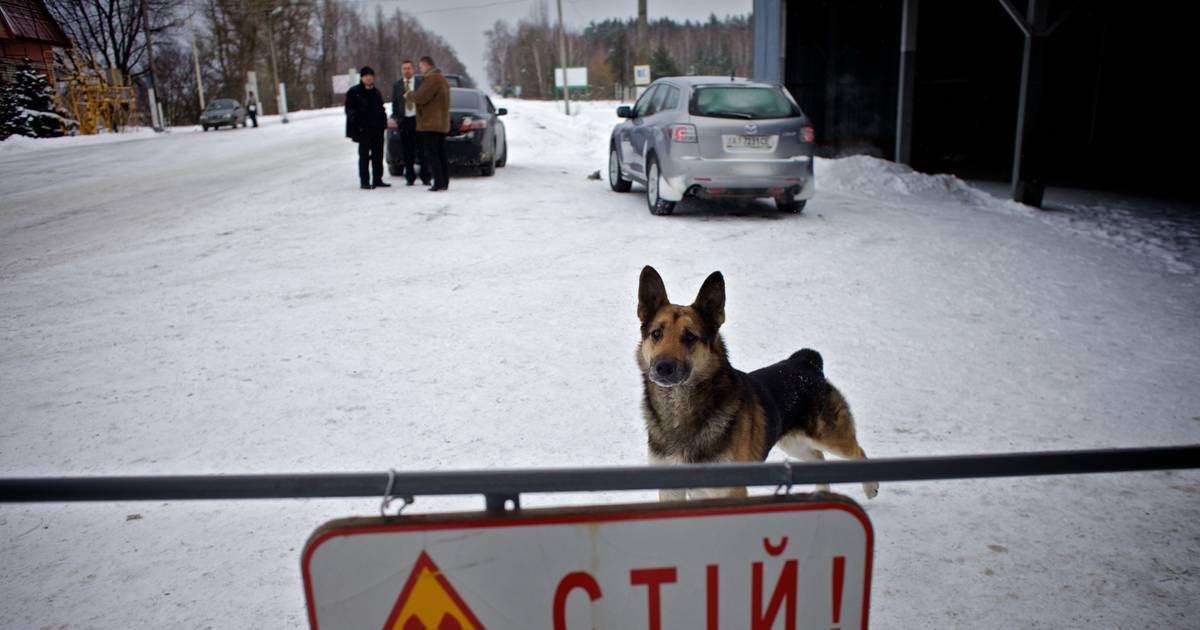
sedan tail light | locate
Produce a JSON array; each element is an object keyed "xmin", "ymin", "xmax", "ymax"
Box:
[
  {"xmin": 802, "ymin": 126, "xmax": 815, "ymax": 143},
  {"xmin": 668, "ymin": 124, "xmax": 697, "ymax": 143},
  {"xmin": 459, "ymin": 116, "xmax": 487, "ymax": 132}
]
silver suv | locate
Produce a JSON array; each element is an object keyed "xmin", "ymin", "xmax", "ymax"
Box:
[{"xmin": 608, "ymin": 77, "xmax": 815, "ymax": 215}]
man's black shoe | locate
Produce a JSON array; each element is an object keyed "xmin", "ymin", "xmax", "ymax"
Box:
[
  {"xmin": 373, "ymin": 181, "xmax": 392, "ymax": 188},
  {"xmin": 428, "ymin": 186, "xmax": 439, "ymax": 191},
  {"xmin": 406, "ymin": 180, "xmax": 415, "ymax": 186},
  {"xmin": 360, "ymin": 184, "xmax": 373, "ymax": 190}
]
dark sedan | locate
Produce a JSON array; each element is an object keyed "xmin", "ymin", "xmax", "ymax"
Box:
[
  {"xmin": 387, "ymin": 88, "xmax": 508, "ymax": 177},
  {"xmin": 200, "ymin": 99, "xmax": 247, "ymax": 131}
]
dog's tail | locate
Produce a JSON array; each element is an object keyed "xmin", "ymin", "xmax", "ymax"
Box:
[{"xmin": 789, "ymin": 348, "xmax": 824, "ymax": 373}]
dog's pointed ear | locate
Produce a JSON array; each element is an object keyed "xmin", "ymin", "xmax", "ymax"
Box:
[
  {"xmin": 638, "ymin": 266, "xmax": 669, "ymax": 324},
  {"xmin": 692, "ymin": 271, "xmax": 725, "ymax": 330}
]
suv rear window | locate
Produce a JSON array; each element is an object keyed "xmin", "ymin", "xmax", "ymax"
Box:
[{"xmin": 689, "ymin": 86, "xmax": 801, "ymax": 120}]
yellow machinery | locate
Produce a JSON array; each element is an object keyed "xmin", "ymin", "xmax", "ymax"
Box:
[{"xmin": 47, "ymin": 48, "xmax": 137, "ymax": 135}]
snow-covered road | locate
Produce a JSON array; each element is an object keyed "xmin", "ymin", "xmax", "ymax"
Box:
[{"xmin": 2, "ymin": 100, "xmax": 1198, "ymax": 628}]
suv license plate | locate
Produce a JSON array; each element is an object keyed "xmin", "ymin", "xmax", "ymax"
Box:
[{"xmin": 724, "ymin": 135, "xmax": 776, "ymax": 151}]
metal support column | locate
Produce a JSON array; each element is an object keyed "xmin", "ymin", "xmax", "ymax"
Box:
[
  {"xmin": 895, "ymin": 0, "xmax": 918, "ymax": 164},
  {"xmin": 1008, "ymin": 0, "xmax": 1049, "ymax": 207}
]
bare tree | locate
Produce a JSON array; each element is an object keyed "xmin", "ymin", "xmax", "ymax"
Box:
[{"xmin": 46, "ymin": 0, "xmax": 184, "ymax": 80}]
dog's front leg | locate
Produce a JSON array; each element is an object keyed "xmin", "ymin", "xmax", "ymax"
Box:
[
  {"xmin": 687, "ymin": 487, "xmax": 748, "ymax": 500},
  {"xmin": 659, "ymin": 488, "xmax": 687, "ymax": 502},
  {"xmin": 650, "ymin": 452, "xmax": 688, "ymax": 502}
]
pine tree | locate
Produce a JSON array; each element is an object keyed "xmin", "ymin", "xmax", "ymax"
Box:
[
  {"xmin": 7, "ymin": 58, "xmax": 66, "ymax": 138},
  {"xmin": 0, "ymin": 75, "xmax": 25, "ymax": 140},
  {"xmin": 607, "ymin": 30, "xmax": 630, "ymax": 86},
  {"xmin": 650, "ymin": 45, "xmax": 679, "ymax": 80}
]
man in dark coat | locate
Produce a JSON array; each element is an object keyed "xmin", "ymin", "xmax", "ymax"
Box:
[
  {"xmin": 344, "ymin": 66, "xmax": 390, "ymax": 189},
  {"xmin": 246, "ymin": 92, "xmax": 258, "ymax": 128},
  {"xmin": 389, "ymin": 60, "xmax": 429, "ymax": 186},
  {"xmin": 406, "ymin": 55, "xmax": 451, "ymax": 192}
]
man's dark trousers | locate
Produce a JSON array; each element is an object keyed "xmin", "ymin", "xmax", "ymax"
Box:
[
  {"xmin": 399, "ymin": 116, "xmax": 428, "ymax": 185},
  {"xmin": 420, "ymin": 131, "xmax": 449, "ymax": 190},
  {"xmin": 358, "ymin": 131, "xmax": 385, "ymax": 186}
]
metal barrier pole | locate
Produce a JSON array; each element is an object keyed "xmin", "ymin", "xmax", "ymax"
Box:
[{"xmin": 0, "ymin": 445, "xmax": 1196, "ymax": 504}]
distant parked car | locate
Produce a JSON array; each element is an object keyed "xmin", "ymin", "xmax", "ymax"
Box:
[
  {"xmin": 200, "ymin": 99, "xmax": 247, "ymax": 131},
  {"xmin": 607, "ymin": 77, "xmax": 816, "ymax": 215},
  {"xmin": 389, "ymin": 87, "xmax": 507, "ymax": 177}
]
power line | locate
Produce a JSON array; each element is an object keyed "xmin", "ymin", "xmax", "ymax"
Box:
[{"xmin": 411, "ymin": 0, "xmax": 529, "ymax": 15}]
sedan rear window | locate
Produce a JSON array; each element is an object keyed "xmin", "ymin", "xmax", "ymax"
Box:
[
  {"xmin": 208, "ymin": 100, "xmax": 236, "ymax": 110},
  {"xmin": 690, "ymin": 86, "xmax": 800, "ymax": 120},
  {"xmin": 450, "ymin": 91, "xmax": 481, "ymax": 110}
]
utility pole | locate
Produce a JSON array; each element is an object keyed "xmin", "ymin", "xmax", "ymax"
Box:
[
  {"xmin": 188, "ymin": 0, "xmax": 205, "ymax": 111},
  {"xmin": 556, "ymin": 0, "xmax": 570, "ymax": 115},
  {"xmin": 894, "ymin": 0, "xmax": 917, "ymax": 165},
  {"xmin": 139, "ymin": 0, "xmax": 162, "ymax": 131},
  {"xmin": 1002, "ymin": 0, "xmax": 1049, "ymax": 207},
  {"xmin": 636, "ymin": 0, "xmax": 648, "ymax": 65},
  {"xmin": 266, "ymin": 3, "xmax": 289, "ymax": 123}
]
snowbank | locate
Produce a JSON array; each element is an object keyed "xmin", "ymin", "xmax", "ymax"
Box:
[{"xmin": 817, "ymin": 154, "xmax": 1198, "ymax": 275}]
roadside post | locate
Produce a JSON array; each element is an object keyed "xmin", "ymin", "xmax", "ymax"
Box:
[{"xmin": 634, "ymin": 64, "xmax": 651, "ymax": 98}]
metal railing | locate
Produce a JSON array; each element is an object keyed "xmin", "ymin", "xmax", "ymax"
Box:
[{"xmin": 1, "ymin": 445, "xmax": 1196, "ymax": 511}]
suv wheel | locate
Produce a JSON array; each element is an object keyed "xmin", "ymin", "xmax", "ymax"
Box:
[
  {"xmin": 609, "ymin": 146, "xmax": 632, "ymax": 192},
  {"xmin": 646, "ymin": 156, "xmax": 676, "ymax": 216}
]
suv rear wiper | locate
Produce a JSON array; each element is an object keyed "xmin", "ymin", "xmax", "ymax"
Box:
[{"xmin": 705, "ymin": 111, "xmax": 754, "ymax": 119}]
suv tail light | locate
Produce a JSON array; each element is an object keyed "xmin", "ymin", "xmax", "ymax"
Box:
[
  {"xmin": 802, "ymin": 126, "xmax": 815, "ymax": 143},
  {"xmin": 459, "ymin": 116, "xmax": 487, "ymax": 132},
  {"xmin": 668, "ymin": 124, "xmax": 697, "ymax": 143}
]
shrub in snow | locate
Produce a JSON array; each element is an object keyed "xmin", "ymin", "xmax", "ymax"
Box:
[
  {"xmin": 0, "ymin": 74, "xmax": 26, "ymax": 140},
  {"xmin": 0, "ymin": 58, "xmax": 71, "ymax": 140}
]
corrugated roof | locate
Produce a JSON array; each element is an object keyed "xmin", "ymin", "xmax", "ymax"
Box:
[{"xmin": 0, "ymin": 0, "xmax": 70, "ymax": 47}]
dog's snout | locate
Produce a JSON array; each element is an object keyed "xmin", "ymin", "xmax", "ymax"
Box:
[{"xmin": 649, "ymin": 359, "xmax": 689, "ymax": 386}]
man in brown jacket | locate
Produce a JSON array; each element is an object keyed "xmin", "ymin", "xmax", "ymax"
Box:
[{"xmin": 406, "ymin": 55, "xmax": 451, "ymax": 191}]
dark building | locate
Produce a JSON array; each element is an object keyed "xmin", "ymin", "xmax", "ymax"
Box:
[{"xmin": 752, "ymin": 0, "xmax": 1197, "ymax": 203}]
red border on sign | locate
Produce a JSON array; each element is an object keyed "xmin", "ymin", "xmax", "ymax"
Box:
[{"xmin": 302, "ymin": 500, "xmax": 873, "ymax": 629}]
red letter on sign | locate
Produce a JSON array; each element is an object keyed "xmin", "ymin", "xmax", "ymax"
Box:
[
  {"xmin": 752, "ymin": 559, "xmax": 797, "ymax": 630},
  {"xmin": 706, "ymin": 564, "xmax": 719, "ymax": 630},
  {"xmin": 630, "ymin": 567, "xmax": 677, "ymax": 630},
  {"xmin": 553, "ymin": 572, "xmax": 602, "ymax": 630}
]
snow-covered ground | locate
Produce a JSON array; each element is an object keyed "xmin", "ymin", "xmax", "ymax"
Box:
[{"xmin": 1, "ymin": 99, "xmax": 1197, "ymax": 628}]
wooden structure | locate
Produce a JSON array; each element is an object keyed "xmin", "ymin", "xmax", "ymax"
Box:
[{"xmin": 0, "ymin": 0, "xmax": 68, "ymax": 81}]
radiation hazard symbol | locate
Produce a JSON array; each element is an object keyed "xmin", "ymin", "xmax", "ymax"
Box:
[{"xmin": 382, "ymin": 551, "xmax": 485, "ymax": 630}]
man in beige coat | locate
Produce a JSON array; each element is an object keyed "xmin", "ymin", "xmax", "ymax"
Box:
[{"xmin": 406, "ymin": 55, "xmax": 451, "ymax": 191}]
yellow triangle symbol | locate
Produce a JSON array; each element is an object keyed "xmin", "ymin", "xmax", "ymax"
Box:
[{"xmin": 382, "ymin": 551, "xmax": 485, "ymax": 630}]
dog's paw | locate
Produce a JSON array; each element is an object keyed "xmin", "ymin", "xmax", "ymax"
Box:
[{"xmin": 863, "ymin": 482, "xmax": 879, "ymax": 499}]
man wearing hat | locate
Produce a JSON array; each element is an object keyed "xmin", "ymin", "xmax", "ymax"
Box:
[{"xmin": 344, "ymin": 66, "xmax": 391, "ymax": 189}]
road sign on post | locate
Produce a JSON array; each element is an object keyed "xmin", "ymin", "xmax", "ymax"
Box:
[
  {"xmin": 634, "ymin": 64, "xmax": 651, "ymax": 85},
  {"xmin": 302, "ymin": 495, "xmax": 872, "ymax": 629}
]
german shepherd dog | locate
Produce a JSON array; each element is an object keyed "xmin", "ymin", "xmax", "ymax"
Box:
[{"xmin": 637, "ymin": 266, "xmax": 878, "ymax": 501}]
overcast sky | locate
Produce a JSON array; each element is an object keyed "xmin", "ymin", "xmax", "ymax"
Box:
[{"xmin": 368, "ymin": 0, "xmax": 754, "ymax": 88}]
